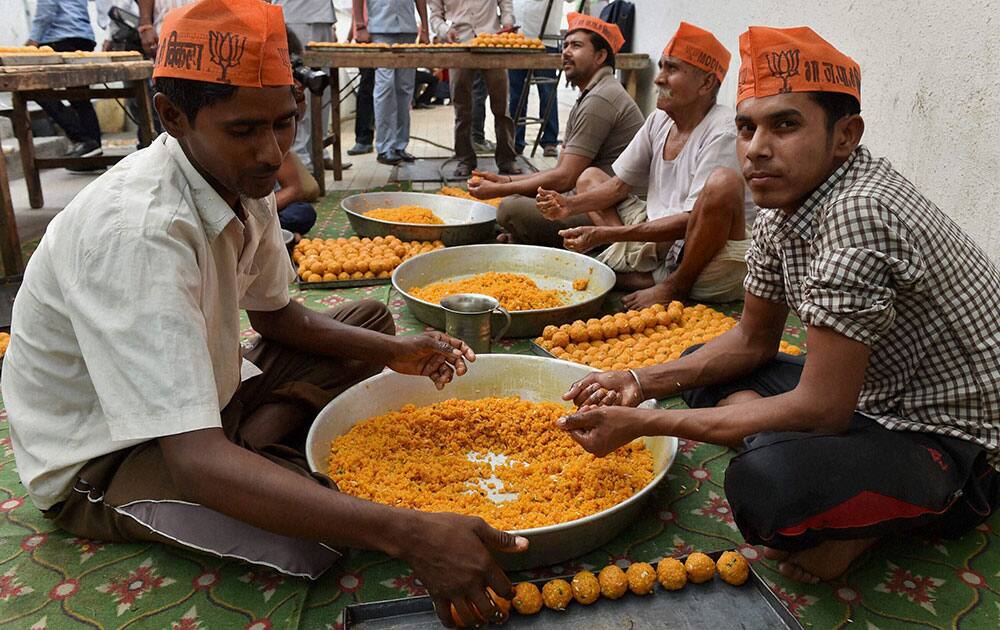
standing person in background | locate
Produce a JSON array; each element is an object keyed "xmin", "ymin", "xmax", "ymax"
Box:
[
  {"xmin": 274, "ymin": 0, "xmax": 338, "ymax": 172},
  {"xmin": 429, "ymin": 0, "xmax": 520, "ymax": 178},
  {"xmin": 509, "ymin": 0, "xmax": 567, "ymax": 157},
  {"xmin": 354, "ymin": 0, "xmax": 430, "ymax": 166},
  {"xmin": 26, "ymin": 0, "xmax": 103, "ymax": 162},
  {"xmin": 346, "ymin": 9, "xmax": 376, "ymax": 156},
  {"xmin": 470, "ymin": 74, "xmax": 494, "ymax": 154}
]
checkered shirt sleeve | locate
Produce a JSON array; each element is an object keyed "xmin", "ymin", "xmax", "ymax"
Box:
[
  {"xmin": 744, "ymin": 208, "xmax": 786, "ymax": 303},
  {"xmin": 798, "ymin": 197, "xmax": 919, "ymax": 346}
]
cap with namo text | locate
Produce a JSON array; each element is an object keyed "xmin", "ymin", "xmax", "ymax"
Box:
[{"xmin": 663, "ymin": 22, "xmax": 731, "ymax": 83}]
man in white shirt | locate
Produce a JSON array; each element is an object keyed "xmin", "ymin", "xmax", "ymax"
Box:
[
  {"xmin": 429, "ymin": 0, "xmax": 520, "ymax": 177},
  {"xmin": 537, "ymin": 22, "xmax": 755, "ymax": 309},
  {"xmin": 1, "ymin": 3, "xmax": 523, "ymax": 627}
]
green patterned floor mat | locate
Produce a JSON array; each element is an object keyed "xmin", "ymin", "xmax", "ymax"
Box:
[{"xmin": 2, "ymin": 189, "xmax": 997, "ymax": 629}]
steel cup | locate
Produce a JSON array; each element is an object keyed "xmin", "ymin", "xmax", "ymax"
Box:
[{"xmin": 439, "ymin": 293, "xmax": 511, "ymax": 354}]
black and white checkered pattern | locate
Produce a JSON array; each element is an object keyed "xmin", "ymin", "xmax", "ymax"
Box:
[{"xmin": 745, "ymin": 146, "xmax": 1000, "ymax": 469}]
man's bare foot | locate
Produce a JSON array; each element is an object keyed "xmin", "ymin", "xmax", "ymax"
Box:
[
  {"xmin": 622, "ymin": 283, "xmax": 679, "ymax": 310},
  {"xmin": 766, "ymin": 538, "xmax": 877, "ymax": 584},
  {"xmin": 614, "ymin": 271, "xmax": 655, "ymax": 291}
]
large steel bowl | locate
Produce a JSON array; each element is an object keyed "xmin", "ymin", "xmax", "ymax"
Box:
[
  {"xmin": 306, "ymin": 354, "xmax": 675, "ymax": 571},
  {"xmin": 392, "ymin": 244, "xmax": 616, "ymax": 338},
  {"xmin": 342, "ymin": 192, "xmax": 496, "ymax": 246}
]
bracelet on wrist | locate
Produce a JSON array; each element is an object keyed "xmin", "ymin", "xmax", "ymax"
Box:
[
  {"xmin": 138, "ymin": 24, "xmax": 155, "ymax": 34},
  {"xmin": 628, "ymin": 368, "xmax": 646, "ymax": 402}
]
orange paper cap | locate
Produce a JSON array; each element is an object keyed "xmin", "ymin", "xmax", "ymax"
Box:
[
  {"xmin": 566, "ymin": 12, "xmax": 625, "ymax": 54},
  {"xmin": 153, "ymin": 0, "xmax": 292, "ymax": 88},
  {"xmin": 737, "ymin": 26, "xmax": 860, "ymax": 105},
  {"xmin": 663, "ymin": 22, "xmax": 731, "ymax": 83}
]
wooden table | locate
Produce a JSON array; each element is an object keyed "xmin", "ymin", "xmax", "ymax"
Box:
[
  {"xmin": 0, "ymin": 60, "xmax": 155, "ymax": 275},
  {"xmin": 302, "ymin": 48, "xmax": 649, "ymax": 191}
]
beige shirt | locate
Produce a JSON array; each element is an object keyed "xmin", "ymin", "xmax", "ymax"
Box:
[
  {"xmin": 1, "ymin": 134, "xmax": 295, "ymax": 510},
  {"xmin": 428, "ymin": 0, "xmax": 514, "ymax": 42},
  {"xmin": 562, "ymin": 66, "xmax": 645, "ymax": 176}
]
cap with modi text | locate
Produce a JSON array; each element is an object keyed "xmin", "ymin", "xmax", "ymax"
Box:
[
  {"xmin": 737, "ymin": 25, "xmax": 860, "ymax": 105},
  {"xmin": 153, "ymin": 0, "xmax": 292, "ymax": 88},
  {"xmin": 566, "ymin": 12, "xmax": 626, "ymax": 54},
  {"xmin": 663, "ymin": 22, "xmax": 731, "ymax": 83}
]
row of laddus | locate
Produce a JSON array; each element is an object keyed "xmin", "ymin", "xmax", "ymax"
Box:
[
  {"xmin": 469, "ymin": 32, "xmax": 545, "ymax": 49},
  {"xmin": 468, "ymin": 552, "xmax": 748, "ymax": 625},
  {"xmin": 536, "ymin": 303, "xmax": 802, "ymax": 370},
  {"xmin": 292, "ymin": 236, "xmax": 444, "ymax": 283}
]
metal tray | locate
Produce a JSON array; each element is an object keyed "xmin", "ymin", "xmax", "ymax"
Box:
[
  {"xmin": 340, "ymin": 551, "xmax": 802, "ymax": 629},
  {"xmin": 342, "ymin": 192, "xmax": 496, "ymax": 246},
  {"xmin": 306, "ymin": 354, "xmax": 674, "ymax": 571},
  {"xmin": 391, "ymin": 244, "xmax": 615, "ymax": 338},
  {"xmin": 296, "ymin": 277, "xmax": 390, "ymax": 290}
]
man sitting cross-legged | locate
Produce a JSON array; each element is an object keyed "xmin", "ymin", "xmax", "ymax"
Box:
[
  {"xmin": 556, "ymin": 26, "xmax": 1000, "ymax": 584},
  {"xmin": 468, "ymin": 12, "xmax": 643, "ymax": 246},
  {"xmin": 1, "ymin": 3, "xmax": 524, "ymax": 627},
  {"xmin": 537, "ymin": 22, "xmax": 756, "ymax": 309}
]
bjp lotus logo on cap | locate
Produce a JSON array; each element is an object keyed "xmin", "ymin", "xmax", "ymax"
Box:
[
  {"xmin": 765, "ymin": 48, "xmax": 799, "ymax": 93},
  {"xmin": 208, "ymin": 30, "xmax": 247, "ymax": 83}
]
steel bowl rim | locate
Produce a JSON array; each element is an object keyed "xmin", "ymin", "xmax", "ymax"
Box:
[
  {"xmin": 391, "ymin": 243, "xmax": 616, "ymax": 316},
  {"xmin": 341, "ymin": 192, "xmax": 497, "ymax": 228},
  {"xmin": 305, "ymin": 353, "xmax": 676, "ymax": 538}
]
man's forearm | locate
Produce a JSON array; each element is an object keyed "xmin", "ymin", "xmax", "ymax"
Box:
[
  {"xmin": 500, "ymin": 167, "xmax": 579, "ymax": 196},
  {"xmin": 600, "ymin": 213, "xmax": 689, "ymax": 244},
  {"xmin": 629, "ymin": 386, "xmax": 838, "ymax": 448},
  {"xmin": 249, "ymin": 300, "xmax": 395, "ymax": 363},
  {"xmin": 566, "ymin": 176, "xmax": 631, "ymax": 215},
  {"xmin": 634, "ymin": 324, "xmax": 777, "ymax": 400},
  {"xmin": 415, "ymin": 0, "xmax": 429, "ymax": 29},
  {"xmin": 138, "ymin": 0, "xmax": 155, "ymax": 25}
]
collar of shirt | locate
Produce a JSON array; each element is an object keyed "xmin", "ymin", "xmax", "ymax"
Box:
[
  {"xmin": 774, "ymin": 145, "xmax": 867, "ymax": 242},
  {"xmin": 577, "ymin": 66, "xmax": 614, "ymax": 103},
  {"xmin": 164, "ymin": 136, "xmax": 273, "ymax": 241}
]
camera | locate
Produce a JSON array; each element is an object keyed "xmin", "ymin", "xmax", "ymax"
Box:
[{"xmin": 290, "ymin": 53, "xmax": 329, "ymax": 94}]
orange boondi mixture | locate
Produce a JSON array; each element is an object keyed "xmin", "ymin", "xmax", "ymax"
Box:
[
  {"xmin": 411, "ymin": 272, "xmax": 565, "ymax": 311},
  {"xmin": 327, "ymin": 397, "xmax": 654, "ymax": 529},
  {"xmin": 363, "ymin": 205, "xmax": 444, "ymax": 225},
  {"xmin": 438, "ymin": 186, "xmax": 503, "ymax": 208}
]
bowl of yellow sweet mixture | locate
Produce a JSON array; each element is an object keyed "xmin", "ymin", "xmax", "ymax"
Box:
[
  {"xmin": 306, "ymin": 353, "xmax": 675, "ymax": 570},
  {"xmin": 392, "ymin": 244, "xmax": 616, "ymax": 337},
  {"xmin": 342, "ymin": 192, "xmax": 496, "ymax": 246}
]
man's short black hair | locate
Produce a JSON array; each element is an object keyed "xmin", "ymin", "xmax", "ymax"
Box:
[
  {"xmin": 154, "ymin": 77, "xmax": 239, "ymax": 122},
  {"xmin": 566, "ymin": 29, "xmax": 616, "ymax": 69},
  {"xmin": 808, "ymin": 91, "xmax": 861, "ymax": 131}
]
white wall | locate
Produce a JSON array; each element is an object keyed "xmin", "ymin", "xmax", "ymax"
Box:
[{"xmin": 631, "ymin": 0, "xmax": 1000, "ymax": 261}]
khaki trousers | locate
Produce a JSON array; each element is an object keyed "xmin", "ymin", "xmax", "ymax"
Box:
[
  {"xmin": 450, "ymin": 67, "xmax": 517, "ymax": 169},
  {"xmin": 44, "ymin": 299, "xmax": 395, "ymax": 579}
]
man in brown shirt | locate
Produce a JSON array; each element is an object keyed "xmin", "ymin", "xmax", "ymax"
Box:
[{"xmin": 468, "ymin": 12, "xmax": 644, "ymax": 246}]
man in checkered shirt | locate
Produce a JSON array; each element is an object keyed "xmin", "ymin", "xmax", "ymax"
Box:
[{"xmin": 555, "ymin": 25, "xmax": 1000, "ymax": 584}]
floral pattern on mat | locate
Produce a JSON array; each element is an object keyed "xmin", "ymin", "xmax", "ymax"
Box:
[{"xmin": 2, "ymin": 188, "xmax": 998, "ymax": 629}]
